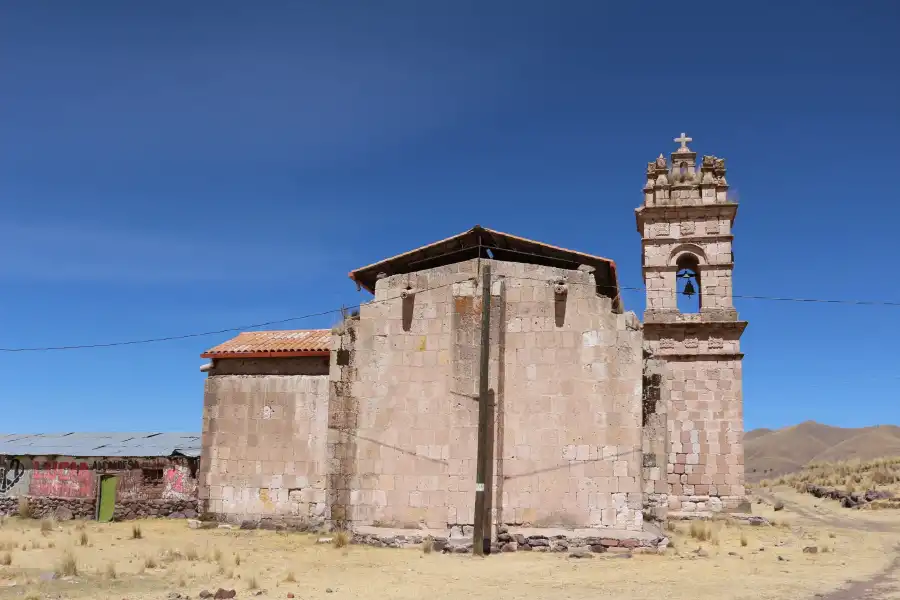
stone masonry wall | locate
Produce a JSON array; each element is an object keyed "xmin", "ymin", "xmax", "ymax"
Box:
[
  {"xmin": 344, "ymin": 258, "xmax": 645, "ymax": 531},
  {"xmin": 663, "ymin": 356, "xmax": 744, "ymax": 513},
  {"xmin": 200, "ymin": 357, "xmax": 330, "ymax": 525}
]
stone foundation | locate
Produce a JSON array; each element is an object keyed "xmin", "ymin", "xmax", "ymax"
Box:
[
  {"xmin": 0, "ymin": 496, "xmax": 199, "ymax": 521},
  {"xmin": 352, "ymin": 525, "xmax": 668, "ymax": 554}
]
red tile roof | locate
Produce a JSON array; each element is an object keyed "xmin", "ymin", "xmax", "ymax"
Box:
[{"xmin": 201, "ymin": 329, "xmax": 331, "ymax": 358}]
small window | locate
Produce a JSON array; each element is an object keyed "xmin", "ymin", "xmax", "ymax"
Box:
[{"xmin": 142, "ymin": 468, "xmax": 163, "ymax": 483}]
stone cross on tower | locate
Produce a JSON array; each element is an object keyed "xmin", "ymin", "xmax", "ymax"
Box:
[{"xmin": 674, "ymin": 132, "xmax": 692, "ymax": 152}]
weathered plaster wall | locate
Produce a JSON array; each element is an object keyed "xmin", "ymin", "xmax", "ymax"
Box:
[
  {"xmin": 342, "ymin": 258, "xmax": 645, "ymax": 531},
  {"xmin": 641, "ymin": 357, "xmax": 669, "ymax": 519},
  {"xmin": 200, "ymin": 356, "xmax": 330, "ymax": 524}
]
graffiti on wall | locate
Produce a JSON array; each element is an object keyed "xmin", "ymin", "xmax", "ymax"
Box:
[
  {"xmin": 162, "ymin": 465, "xmax": 196, "ymax": 500},
  {"xmin": 1, "ymin": 458, "xmax": 26, "ymax": 494},
  {"xmin": 30, "ymin": 461, "xmax": 94, "ymax": 498}
]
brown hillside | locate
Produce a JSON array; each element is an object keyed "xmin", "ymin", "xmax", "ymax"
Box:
[{"xmin": 744, "ymin": 421, "xmax": 900, "ymax": 482}]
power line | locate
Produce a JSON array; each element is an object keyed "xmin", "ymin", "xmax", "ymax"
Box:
[{"xmin": 1, "ymin": 271, "xmax": 898, "ymax": 353}]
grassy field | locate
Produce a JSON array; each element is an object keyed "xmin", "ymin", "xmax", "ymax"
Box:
[
  {"xmin": 0, "ymin": 499, "xmax": 897, "ymax": 600},
  {"xmin": 757, "ymin": 456, "xmax": 900, "ymax": 498}
]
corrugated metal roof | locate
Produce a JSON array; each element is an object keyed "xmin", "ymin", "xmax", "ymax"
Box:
[
  {"xmin": 201, "ymin": 329, "xmax": 331, "ymax": 358},
  {"xmin": 0, "ymin": 433, "xmax": 201, "ymax": 458}
]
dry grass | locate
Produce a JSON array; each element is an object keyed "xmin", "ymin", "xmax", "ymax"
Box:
[
  {"xmin": 247, "ymin": 574, "xmax": 259, "ymax": 590},
  {"xmin": 18, "ymin": 498, "xmax": 33, "ymax": 519},
  {"xmin": 79, "ymin": 531, "xmax": 89, "ymax": 546},
  {"xmin": 40, "ymin": 518, "xmax": 55, "ymax": 534},
  {"xmin": 234, "ymin": 553, "xmax": 241, "ymax": 566},
  {"xmin": 0, "ymin": 512, "xmax": 897, "ymax": 600},
  {"xmin": 55, "ymin": 550, "xmax": 78, "ymax": 577},
  {"xmin": 768, "ymin": 456, "xmax": 900, "ymax": 493},
  {"xmin": 0, "ymin": 551, "xmax": 11, "ymax": 566},
  {"xmin": 105, "ymin": 561, "xmax": 117, "ymax": 579},
  {"xmin": 185, "ymin": 545, "xmax": 199, "ymax": 561},
  {"xmin": 422, "ymin": 537, "xmax": 434, "ymax": 554},
  {"xmin": 131, "ymin": 524, "xmax": 143, "ymax": 539},
  {"xmin": 143, "ymin": 556, "xmax": 157, "ymax": 569},
  {"xmin": 333, "ymin": 530, "xmax": 350, "ymax": 549}
]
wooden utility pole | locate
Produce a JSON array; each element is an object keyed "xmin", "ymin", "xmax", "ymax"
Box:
[{"xmin": 473, "ymin": 263, "xmax": 492, "ymax": 556}]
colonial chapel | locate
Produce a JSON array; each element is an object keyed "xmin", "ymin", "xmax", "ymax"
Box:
[{"xmin": 198, "ymin": 134, "xmax": 747, "ymax": 533}]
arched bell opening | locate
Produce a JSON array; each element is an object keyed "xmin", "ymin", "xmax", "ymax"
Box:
[{"xmin": 675, "ymin": 253, "xmax": 702, "ymax": 313}]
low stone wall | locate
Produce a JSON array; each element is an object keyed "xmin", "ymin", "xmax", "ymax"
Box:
[
  {"xmin": 352, "ymin": 525, "xmax": 668, "ymax": 554},
  {"xmin": 0, "ymin": 496, "xmax": 199, "ymax": 521},
  {"xmin": 803, "ymin": 484, "xmax": 894, "ymax": 509}
]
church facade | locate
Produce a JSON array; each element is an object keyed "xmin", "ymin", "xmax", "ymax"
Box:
[{"xmin": 197, "ymin": 135, "xmax": 746, "ymax": 532}]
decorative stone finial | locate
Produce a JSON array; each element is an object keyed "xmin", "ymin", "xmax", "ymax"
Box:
[{"xmin": 674, "ymin": 132, "xmax": 693, "ymax": 153}]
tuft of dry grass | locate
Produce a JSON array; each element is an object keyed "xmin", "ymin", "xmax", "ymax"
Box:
[
  {"xmin": 105, "ymin": 561, "xmax": 117, "ymax": 579},
  {"xmin": 79, "ymin": 531, "xmax": 89, "ymax": 546},
  {"xmin": 740, "ymin": 532, "xmax": 748, "ymax": 547},
  {"xmin": 55, "ymin": 550, "xmax": 78, "ymax": 577},
  {"xmin": 234, "ymin": 553, "xmax": 241, "ymax": 566},
  {"xmin": 248, "ymin": 574, "xmax": 259, "ymax": 590},
  {"xmin": 0, "ymin": 551, "xmax": 11, "ymax": 566},
  {"xmin": 40, "ymin": 518, "xmax": 55, "ymax": 534},
  {"xmin": 212, "ymin": 547, "xmax": 223, "ymax": 562},
  {"xmin": 131, "ymin": 524, "xmax": 143, "ymax": 539},
  {"xmin": 284, "ymin": 571, "xmax": 296, "ymax": 583},
  {"xmin": 688, "ymin": 520, "xmax": 711, "ymax": 542},
  {"xmin": 422, "ymin": 536, "xmax": 434, "ymax": 554},
  {"xmin": 185, "ymin": 546, "xmax": 199, "ymax": 561},
  {"xmin": 333, "ymin": 530, "xmax": 350, "ymax": 549},
  {"xmin": 178, "ymin": 575, "xmax": 187, "ymax": 587},
  {"xmin": 18, "ymin": 498, "xmax": 33, "ymax": 519},
  {"xmin": 143, "ymin": 556, "xmax": 157, "ymax": 569}
]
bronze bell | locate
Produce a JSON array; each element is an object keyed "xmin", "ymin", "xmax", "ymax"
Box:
[{"xmin": 682, "ymin": 279, "xmax": 696, "ymax": 297}]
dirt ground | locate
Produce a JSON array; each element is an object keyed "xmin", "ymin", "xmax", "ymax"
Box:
[{"xmin": 1, "ymin": 489, "xmax": 899, "ymax": 600}]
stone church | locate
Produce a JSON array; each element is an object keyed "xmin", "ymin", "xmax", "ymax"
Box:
[{"xmin": 198, "ymin": 135, "xmax": 746, "ymax": 534}]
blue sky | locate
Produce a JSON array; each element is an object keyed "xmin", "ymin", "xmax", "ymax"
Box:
[{"xmin": 1, "ymin": 1, "xmax": 897, "ymax": 433}]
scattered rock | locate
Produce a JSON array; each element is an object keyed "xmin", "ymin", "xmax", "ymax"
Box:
[
  {"xmin": 326, "ymin": 588, "xmax": 334, "ymax": 594},
  {"xmin": 803, "ymin": 546, "xmax": 819, "ymax": 554},
  {"xmin": 168, "ymin": 593, "xmax": 184, "ymax": 600},
  {"xmin": 187, "ymin": 519, "xmax": 201, "ymax": 530},
  {"xmin": 777, "ymin": 555, "xmax": 788, "ymax": 562},
  {"xmin": 773, "ymin": 501, "xmax": 785, "ymax": 512},
  {"xmin": 214, "ymin": 589, "xmax": 236, "ymax": 599},
  {"xmin": 694, "ymin": 548, "xmax": 709, "ymax": 558},
  {"xmin": 728, "ymin": 552, "xmax": 739, "ymax": 556},
  {"xmin": 568, "ymin": 549, "xmax": 593, "ymax": 559},
  {"xmin": 748, "ymin": 516, "xmax": 770, "ymax": 526},
  {"xmin": 54, "ymin": 506, "xmax": 74, "ymax": 521},
  {"xmin": 500, "ymin": 542, "xmax": 518, "ymax": 553},
  {"xmin": 198, "ymin": 591, "xmax": 212, "ymax": 599},
  {"xmin": 239, "ymin": 520, "xmax": 257, "ymax": 530},
  {"xmin": 38, "ymin": 572, "xmax": 58, "ymax": 582},
  {"xmin": 316, "ymin": 537, "xmax": 334, "ymax": 545},
  {"xmin": 287, "ymin": 594, "xmax": 295, "ymax": 599}
]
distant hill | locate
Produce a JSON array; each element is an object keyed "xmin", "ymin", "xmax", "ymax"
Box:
[{"xmin": 745, "ymin": 421, "xmax": 900, "ymax": 482}]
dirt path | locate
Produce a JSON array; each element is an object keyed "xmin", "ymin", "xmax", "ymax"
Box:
[{"xmin": 757, "ymin": 488, "xmax": 900, "ymax": 599}]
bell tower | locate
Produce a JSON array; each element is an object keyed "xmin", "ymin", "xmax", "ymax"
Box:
[{"xmin": 636, "ymin": 134, "xmax": 748, "ymax": 515}]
